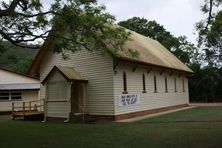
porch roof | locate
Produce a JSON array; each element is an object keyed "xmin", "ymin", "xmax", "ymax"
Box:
[
  {"xmin": 0, "ymin": 83, "xmax": 40, "ymax": 91},
  {"xmin": 42, "ymin": 65, "xmax": 88, "ymax": 84}
]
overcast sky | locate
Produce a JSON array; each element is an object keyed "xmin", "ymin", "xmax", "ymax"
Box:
[
  {"xmin": 98, "ymin": 0, "xmax": 205, "ymax": 44},
  {"xmin": 43, "ymin": 0, "xmax": 205, "ymax": 44}
]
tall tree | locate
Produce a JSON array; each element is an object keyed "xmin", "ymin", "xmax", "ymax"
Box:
[
  {"xmin": 196, "ymin": 0, "xmax": 222, "ymax": 66},
  {"xmin": 0, "ymin": 0, "xmax": 130, "ymax": 57},
  {"xmin": 118, "ymin": 17, "xmax": 179, "ymax": 50},
  {"xmin": 190, "ymin": 0, "xmax": 222, "ymax": 102}
]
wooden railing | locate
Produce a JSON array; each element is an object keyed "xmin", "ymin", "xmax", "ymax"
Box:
[{"xmin": 12, "ymin": 99, "xmax": 45, "ymax": 116}]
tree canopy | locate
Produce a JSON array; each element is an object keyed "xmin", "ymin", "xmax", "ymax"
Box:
[
  {"xmin": 0, "ymin": 0, "xmax": 130, "ymax": 57},
  {"xmin": 0, "ymin": 41, "xmax": 38, "ymax": 73},
  {"xmin": 196, "ymin": 0, "xmax": 222, "ymax": 67},
  {"xmin": 190, "ymin": 0, "xmax": 222, "ymax": 102}
]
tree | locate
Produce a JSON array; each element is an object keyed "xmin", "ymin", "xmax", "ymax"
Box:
[
  {"xmin": 0, "ymin": 41, "xmax": 38, "ymax": 73},
  {"xmin": 118, "ymin": 17, "xmax": 179, "ymax": 50},
  {"xmin": 190, "ymin": 0, "xmax": 222, "ymax": 102},
  {"xmin": 118, "ymin": 17, "xmax": 200, "ymax": 65},
  {"xmin": 173, "ymin": 36, "xmax": 200, "ymax": 65},
  {"xmin": 196, "ymin": 0, "xmax": 222, "ymax": 66},
  {"xmin": 0, "ymin": 0, "xmax": 130, "ymax": 57},
  {"xmin": 199, "ymin": 0, "xmax": 222, "ymax": 29},
  {"xmin": 14, "ymin": 56, "xmax": 34, "ymax": 73}
]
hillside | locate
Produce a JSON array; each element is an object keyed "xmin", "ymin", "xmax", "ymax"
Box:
[{"xmin": 0, "ymin": 42, "xmax": 39, "ymax": 73}]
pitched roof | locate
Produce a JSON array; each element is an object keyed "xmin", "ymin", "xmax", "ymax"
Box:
[
  {"xmin": 28, "ymin": 28, "xmax": 193, "ymax": 74},
  {"xmin": 0, "ymin": 83, "xmax": 40, "ymax": 91},
  {"xmin": 42, "ymin": 65, "xmax": 88, "ymax": 84},
  {"xmin": 118, "ymin": 30, "xmax": 193, "ymax": 73}
]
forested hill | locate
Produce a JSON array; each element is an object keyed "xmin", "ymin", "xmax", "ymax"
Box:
[{"xmin": 0, "ymin": 42, "xmax": 39, "ymax": 73}]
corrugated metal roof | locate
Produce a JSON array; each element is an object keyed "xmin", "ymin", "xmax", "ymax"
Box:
[
  {"xmin": 0, "ymin": 83, "xmax": 40, "ymax": 91},
  {"xmin": 118, "ymin": 30, "xmax": 193, "ymax": 73},
  {"xmin": 56, "ymin": 65, "xmax": 88, "ymax": 81}
]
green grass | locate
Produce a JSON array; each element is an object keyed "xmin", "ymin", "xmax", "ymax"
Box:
[{"xmin": 1, "ymin": 107, "xmax": 222, "ymax": 148}]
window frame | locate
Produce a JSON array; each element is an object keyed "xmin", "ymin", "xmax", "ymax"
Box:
[
  {"xmin": 154, "ymin": 75, "xmax": 157, "ymax": 93},
  {"xmin": 165, "ymin": 76, "xmax": 168, "ymax": 93},
  {"xmin": 142, "ymin": 73, "xmax": 147, "ymax": 93},
  {"xmin": 0, "ymin": 92, "xmax": 10, "ymax": 100},
  {"xmin": 182, "ymin": 78, "xmax": 185, "ymax": 92},
  {"xmin": 122, "ymin": 71, "xmax": 128, "ymax": 94},
  {"xmin": 0, "ymin": 92, "xmax": 22, "ymax": 101},
  {"xmin": 47, "ymin": 81, "xmax": 69, "ymax": 100},
  {"xmin": 11, "ymin": 92, "xmax": 22, "ymax": 100},
  {"xmin": 174, "ymin": 77, "xmax": 177, "ymax": 92}
]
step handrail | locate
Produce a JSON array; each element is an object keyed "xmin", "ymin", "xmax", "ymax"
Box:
[{"xmin": 12, "ymin": 99, "xmax": 45, "ymax": 113}]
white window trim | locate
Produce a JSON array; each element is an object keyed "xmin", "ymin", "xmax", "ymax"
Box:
[{"xmin": 0, "ymin": 92, "xmax": 22, "ymax": 101}]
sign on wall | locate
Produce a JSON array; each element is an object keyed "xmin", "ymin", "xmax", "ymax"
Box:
[{"xmin": 118, "ymin": 94, "xmax": 140, "ymax": 107}]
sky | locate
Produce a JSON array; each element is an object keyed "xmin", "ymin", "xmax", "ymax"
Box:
[
  {"xmin": 43, "ymin": 0, "xmax": 205, "ymax": 44},
  {"xmin": 97, "ymin": 0, "xmax": 205, "ymax": 44}
]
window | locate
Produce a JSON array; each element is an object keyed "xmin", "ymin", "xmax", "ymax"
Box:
[
  {"xmin": 182, "ymin": 78, "xmax": 185, "ymax": 92},
  {"xmin": 142, "ymin": 73, "xmax": 146, "ymax": 93},
  {"xmin": 48, "ymin": 81, "xmax": 68, "ymax": 100},
  {"xmin": 11, "ymin": 92, "xmax": 22, "ymax": 100},
  {"xmin": 0, "ymin": 93, "xmax": 9, "ymax": 100},
  {"xmin": 123, "ymin": 71, "xmax": 128, "ymax": 94},
  {"xmin": 174, "ymin": 77, "xmax": 177, "ymax": 92},
  {"xmin": 0, "ymin": 92, "xmax": 22, "ymax": 100},
  {"xmin": 165, "ymin": 76, "xmax": 168, "ymax": 93},
  {"xmin": 154, "ymin": 75, "xmax": 157, "ymax": 93}
]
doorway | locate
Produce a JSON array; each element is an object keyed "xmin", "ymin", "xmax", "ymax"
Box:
[{"xmin": 71, "ymin": 82, "xmax": 85, "ymax": 113}]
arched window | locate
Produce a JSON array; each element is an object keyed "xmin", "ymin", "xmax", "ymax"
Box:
[
  {"xmin": 174, "ymin": 77, "xmax": 177, "ymax": 92},
  {"xmin": 123, "ymin": 71, "xmax": 127, "ymax": 93},
  {"xmin": 154, "ymin": 75, "xmax": 157, "ymax": 93},
  {"xmin": 142, "ymin": 73, "xmax": 146, "ymax": 93},
  {"xmin": 165, "ymin": 76, "xmax": 168, "ymax": 93},
  {"xmin": 182, "ymin": 78, "xmax": 185, "ymax": 92}
]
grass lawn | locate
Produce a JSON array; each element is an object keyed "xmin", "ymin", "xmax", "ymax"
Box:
[{"xmin": 1, "ymin": 107, "xmax": 222, "ymax": 148}]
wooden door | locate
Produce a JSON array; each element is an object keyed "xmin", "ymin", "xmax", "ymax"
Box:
[{"xmin": 71, "ymin": 82, "xmax": 79, "ymax": 113}]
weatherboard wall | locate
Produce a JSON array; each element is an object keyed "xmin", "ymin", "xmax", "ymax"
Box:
[
  {"xmin": 113, "ymin": 62, "xmax": 189, "ymax": 115},
  {"xmin": 39, "ymin": 49, "xmax": 115, "ymax": 115},
  {"xmin": 0, "ymin": 69, "xmax": 39, "ymax": 84},
  {"xmin": 0, "ymin": 69, "xmax": 40, "ymax": 112},
  {"xmin": 0, "ymin": 90, "xmax": 39, "ymax": 112},
  {"xmin": 45, "ymin": 71, "xmax": 71, "ymax": 118}
]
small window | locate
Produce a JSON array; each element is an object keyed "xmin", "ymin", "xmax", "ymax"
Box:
[
  {"xmin": 174, "ymin": 77, "xmax": 177, "ymax": 92},
  {"xmin": 142, "ymin": 73, "xmax": 146, "ymax": 93},
  {"xmin": 182, "ymin": 78, "xmax": 185, "ymax": 92},
  {"xmin": 11, "ymin": 92, "xmax": 22, "ymax": 100},
  {"xmin": 0, "ymin": 92, "xmax": 22, "ymax": 100},
  {"xmin": 0, "ymin": 92, "xmax": 9, "ymax": 100},
  {"xmin": 123, "ymin": 71, "xmax": 128, "ymax": 94},
  {"xmin": 165, "ymin": 76, "xmax": 168, "ymax": 93},
  {"xmin": 154, "ymin": 75, "xmax": 157, "ymax": 93}
]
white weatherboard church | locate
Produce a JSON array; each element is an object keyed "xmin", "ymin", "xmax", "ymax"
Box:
[{"xmin": 29, "ymin": 29, "xmax": 193, "ymax": 122}]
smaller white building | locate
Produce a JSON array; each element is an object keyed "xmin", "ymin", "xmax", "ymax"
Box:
[{"xmin": 0, "ymin": 67, "xmax": 40, "ymax": 112}]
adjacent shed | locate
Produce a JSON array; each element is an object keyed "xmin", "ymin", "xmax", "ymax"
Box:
[{"xmin": 0, "ymin": 67, "xmax": 40, "ymax": 112}]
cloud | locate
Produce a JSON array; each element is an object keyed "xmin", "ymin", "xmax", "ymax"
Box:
[
  {"xmin": 42, "ymin": 0, "xmax": 204, "ymax": 44},
  {"xmin": 98, "ymin": 0, "xmax": 205, "ymax": 44}
]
